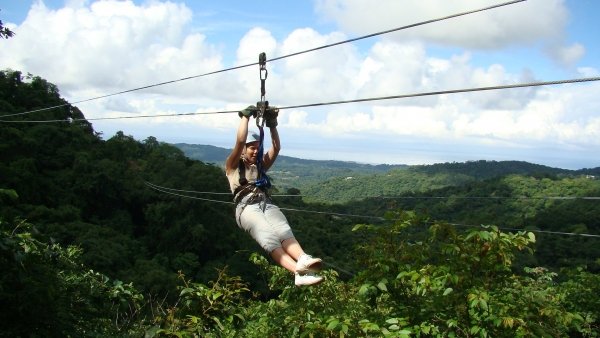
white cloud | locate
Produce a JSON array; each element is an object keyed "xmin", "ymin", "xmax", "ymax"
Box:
[
  {"xmin": 314, "ymin": 0, "xmax": 588, "ymax": 69},
  {"xmin": 577, "ymin": 67, "xmax": 599, "ymax": 77},
  {"xmin": 236, "ymin": 27, "xmax": 277, "ymax": 64},
  {"xmin": 315, "ymin": 0, "xmax": 568, "ymax": 49},
  {"xmin": 355, "ymin": 41, "xmax": 427, "ymax": 98},
  {"xmin": 233, "ymin": 27, "xmax": 277, "ymax": 102},
  {"xmin": 271, "ymin": 28, "xmax": 360, "ymax": 103},
  {"xmin": 546, "ymin": 42, "xmax": 585, "ymax": 67},
  {"xmin": 0, "ymin": 1, "xmax": 225, "ymax": 99},
  {"xmin": 1, "ymin": 0, "xmax": 598, "ymax": 169},
  {"xmin": 294, "ymin": 78, "xmax": 600, "ymax": 149}
]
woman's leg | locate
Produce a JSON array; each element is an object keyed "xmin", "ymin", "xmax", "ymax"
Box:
[
  {"xmin": 271, "ymin": 245, "xmax": 324, "ymax": 286},
  {"xmin": 270, "ymin": 247, "xmax": 298, "ymax": 272},
  {"xmin": 281, "ymin": 237, "xmax": 304, "ymax": 260},
  {"xmin": 269, "ymin": 238, "xmax": 307, "ymax": 272},
  {"xmin": 238, "ymin": 204, "xmax": 300, "ymax": 272},
  {"xmin": 270, "ymin": 238, "xmax": 305, "ymax": 272}
]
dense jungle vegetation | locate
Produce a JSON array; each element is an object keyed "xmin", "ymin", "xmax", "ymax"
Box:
[{"xmin": 1, "ymin": 69, "xmax": 599, "ymax": 336}]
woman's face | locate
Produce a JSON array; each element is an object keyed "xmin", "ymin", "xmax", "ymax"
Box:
[{"xmin": 244, "ymin": 142, "xmax": 259, "ymax": 163}]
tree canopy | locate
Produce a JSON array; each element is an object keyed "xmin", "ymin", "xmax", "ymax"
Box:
[{"xmin": 1, "ymin": 69, "xmax": 598, "ymax": 336}]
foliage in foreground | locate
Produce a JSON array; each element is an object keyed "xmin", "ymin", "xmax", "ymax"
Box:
[
  {"xmin": 0, "ymin": 218, "xmax": 145, "ymax": 337},
  {"xmin": 152, "ymin": 211, "xmax": 598, "ymax": 337},
  {"xmin": 2, "ymin": 203, "xmax": 598, "ymax": 337}
]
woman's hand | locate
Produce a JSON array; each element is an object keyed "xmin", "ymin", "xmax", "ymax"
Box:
[
  {"xmin": 239, "ymin": 105, "xmax": 257, "ymax": 118},
  {"xmin": 265, "ymin": 107, "xmax": 279, "ymax": 128}
]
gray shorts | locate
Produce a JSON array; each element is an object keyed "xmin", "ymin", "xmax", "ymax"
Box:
[{"xmin": 235, "ymin": 196, "xmax": 295, "ymax": 253}]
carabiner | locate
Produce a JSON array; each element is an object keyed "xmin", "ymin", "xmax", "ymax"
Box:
[{"xmin": 256, "ymin": 100, "xmax": 268, "ymax": 128}]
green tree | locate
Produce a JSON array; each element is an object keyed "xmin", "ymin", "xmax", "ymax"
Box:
[
  {"xmin": 0, "ymin": 219, "xmax": 146, "ymax": 336},
  {"xmin": 351, "ymin": 211, "xmax": 586, "ymax": 337},
  {"xmin": 1, "ymin": 10, "xmax": 15, "ymax": 39}
]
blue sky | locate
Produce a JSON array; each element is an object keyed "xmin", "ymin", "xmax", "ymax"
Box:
[{"xmin": 1, "ymin": 0, "xmax": 600, "ymax": 169}]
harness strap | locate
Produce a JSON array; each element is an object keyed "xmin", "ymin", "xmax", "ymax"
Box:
[
  {"xmin": 254, "ymin": 126, "xmax": 271, "ymax": 189},
  {"xmin": 233, "ymin": 159, "xmax": 250, "ymax": 201},
  {"xmin": 233, "ymin": 158, "xmax": 270, "ymax": 205},
  {"xmin": 237, "ymin": 158, "xmax": 248, "ymax": 186}
]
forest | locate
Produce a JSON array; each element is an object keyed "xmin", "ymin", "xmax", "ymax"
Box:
[{"xmin": 1, "ymin": 69, "xmax": 599, "ymax": 337}]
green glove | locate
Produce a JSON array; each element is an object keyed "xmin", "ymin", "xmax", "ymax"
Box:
[
  {"xmin": 239, "ymin": 105, "xmax": 257, "ymax": 118},
  {"xmin": 265, "ymin": 107, "xmax": 279, "ymax": 128}
]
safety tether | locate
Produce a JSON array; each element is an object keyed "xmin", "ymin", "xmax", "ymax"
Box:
[{"xmin": 253, "ymin": 52, "xmax": 271, "ymax": 189}]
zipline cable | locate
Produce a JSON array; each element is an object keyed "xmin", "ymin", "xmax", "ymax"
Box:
[
  {"xmin": 448, "ymin": 223, "xmax": 600, "ymax": 238},
  {"xmin": 278, "ymin": 77, "xmax": 600, "ymax": 111},
  {"xmin": 145, "ymin": 181, "xmax": 600, "ymax": 238},
  {"xmin": 268, "ymin": 0, "xmax": 525, "ymax": 63},
  {"xmin": 0, "ymin": 69, "xmax": 256, "ymax": 118},
  {"xmin": 0, "ymin": 109, "xmax": 238, "ymax": 123},
  {"xmin": 144, "ymin": 183, "xmax": 600, "ymax": 201},
  {"xmin": 144, "ymin": 181, "xmax": 384, "ymax": 220},
  {"xmin": 381, "ymin": 196, "xmax": 600, "ymax": 200},
  {"xmin": 145, "ymin": 182, "xmax": 235, "ymax": 205},
  {"xmin": 3, "ymin": 76, "xmax": 599, "ymax": 123},
  {"xmin": 0, "ymin": 0, "xmax": 525, "ymax": 118},
  {"xmin": 144, "ymin": 181, "xmax": 303, "ymax": 197}
]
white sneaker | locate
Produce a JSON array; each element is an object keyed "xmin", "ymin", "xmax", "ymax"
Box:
[
  {"xmin": 294, "ymin": 272, "xmax": 324, "ymax": 286},
  {"xmin": 295, "ymin": 254, "xmax": 323, "ymax": 274}
]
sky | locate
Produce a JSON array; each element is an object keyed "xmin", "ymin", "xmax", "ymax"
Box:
[{"xmin": 1, "ymin": 0, "xmax": 599, "ymax": 170}]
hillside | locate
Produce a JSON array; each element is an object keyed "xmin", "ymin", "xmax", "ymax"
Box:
[
  {"xmin": 2, "ymin": 70, "xmax": 599, "ymax": 337},
  {"xmin": 173, "ymin": 143, "xmax": 407, "ymax": 190},
  {"xmin": 301, "ymin": 160, "xmax": 588, "ymax": 203},
  {"xmin": 174, "ymin": 143, "xmax": 595, "ymax": 203}
]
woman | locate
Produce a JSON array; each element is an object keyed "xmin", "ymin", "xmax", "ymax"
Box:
[{"xmin": 225, "ymin": 106, "xmax": 323, "ymax": 286}]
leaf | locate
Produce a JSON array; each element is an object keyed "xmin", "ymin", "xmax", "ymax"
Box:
[
  {"xmin": 144, "ymin": 325, "xmax": 161, "ymax": 338},
  {"xmin": 212, "ymin": 316, "xmax": 225, "ymax": 330},
  {"xmin": 446, "ymin": 319, "xmax": 458, "ymax": 327},
  {"xmin": 397, "ymin": 271, "xmax": 409, "ymax": 279},
  {"xmin": 480, "ymin": 231, "xmax": 492, "ymax": 241},
  {"xmin": 0, "ymin": 189, "xmax": 18, "ymax": 200},
  {"xmin": 179, "ymin": 287, "xmax": 194, "ymax": 296},
  {"xmin": 352, "ymin": 224, "xmax": 364, "ymax": 231},
  {"xmin": 443, "ymin": 287, "xmax": 453, "ymax": 296},
  {"xmin": 326, "ymin": 319, "xmax": 340, "ymax": 330},
  {"xmin": 358, "ymin": 283, "xmax": 372, "ymax": 296},
  {"xmin": 502, "ymin": 317, "xmax": 514, "ymax": 328}
]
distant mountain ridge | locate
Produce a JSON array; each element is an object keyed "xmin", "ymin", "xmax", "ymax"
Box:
[
  {"xmin": 174, "ymin": 144, "xmax": 228, "ymax": 166},
  {"xmin": 173, "ymin": 143, "xmax": 402, "ymax": 170},
  {"xmin": 174, "ymin": 143, "xmax": 599, "ymax": 203},
  {"xmin": 173, "ymin": 143, "xmax": 407, "ymax": 190}
]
